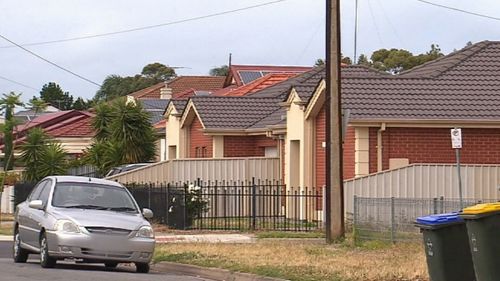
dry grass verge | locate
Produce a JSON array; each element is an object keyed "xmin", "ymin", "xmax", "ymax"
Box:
[
  {"xmin": 154, "ymin": 239, "xmax": 428, "ymax": 281},
  {"xmin": 0, "ymin": 224, "xmax": 12, "ymax": 235}
]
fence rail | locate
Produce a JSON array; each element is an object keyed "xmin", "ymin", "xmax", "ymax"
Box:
[
  {"xmin": 128, "ymin": 180, "xmax": 324, "ymax": 232},
  {"xmin": 353, "ymin": 196, "xmax": 498, "ymax": 243}
]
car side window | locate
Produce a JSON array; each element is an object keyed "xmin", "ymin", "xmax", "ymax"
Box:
[
  {"xmin": 28, "ymin": 181, "xmax": 46, "ymax": 201},
  {"xmin": 37, "ymin": 180, "xmax": 52, "ymax": 208}
]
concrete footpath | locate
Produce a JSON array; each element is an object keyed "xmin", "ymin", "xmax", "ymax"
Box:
[{"xmin": 0, "ymin": 233, "xmax": 255, "ymax": 243}]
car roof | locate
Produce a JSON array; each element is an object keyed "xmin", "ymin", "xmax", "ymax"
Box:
[{"xmin": 46, "ymin": 176, "xmax": 123, "ymax": 187}]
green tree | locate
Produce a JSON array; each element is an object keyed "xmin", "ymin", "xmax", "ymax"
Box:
[
  {"xmin": 92, "ymin": 102, "xmax": 113, "ymax": 141},
  {"xmin": 37, "ymin": 142, "xmax": 67, "ymax": 178},
  {"xmin": 72, "ymin": 97, "xmax": 91, "ymax": 110},
  {"xmin": 0, "ymin": 92, "xmax": 24, "ymax": 171},
  {"xmin": 109, "ymin": 99, "xmax": 156, "ymax": 163},
  {"xmin": 357, "ymin": 54, "xmax": 370, "ymax": 66},
  {"xmin": 209, "ymin": 65, "xmax": 229, "ymax": 76},
  {"xmin": 85, "ymin": 99, "xmax": 157, "ymax": 176},
  {"xmin": 141, "ymin": 62, "xmax": 176, "ymax": 81},
  {"xmin": 40, "ymin": 82, "xmax": 73, "ymax": 110},
  {"xmin": 314, "ymin": 59, "xmax": 325, "ymax": 66},
  {"xmin": 370, "ymin": 44, "xmax": 444, "ymax": 73},
  {"xmin": 341, "ymin": 56, "xmax": 353, "ymax": 65},
  {"xmin": 20, "ymin": 128, "xmax": 49, "ymax": 182}
]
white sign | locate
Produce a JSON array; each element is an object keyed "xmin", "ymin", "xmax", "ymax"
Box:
[{"xmin": 451, "ymin": 128, "xmax": 462, "ymax": 149}]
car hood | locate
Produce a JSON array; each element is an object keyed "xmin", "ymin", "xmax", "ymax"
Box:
[{"xmin": 51, "ymin": 208, "xmax": 148, "ymax": 230}]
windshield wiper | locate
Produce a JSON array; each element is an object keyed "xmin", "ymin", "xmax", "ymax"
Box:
[
  {"xmin": 63, "ymin": 204, "xmax": 108, "ymax": 210},
  {"xmin": 108, "ymin": 207, "xmax": 137, "ymax": 212}
]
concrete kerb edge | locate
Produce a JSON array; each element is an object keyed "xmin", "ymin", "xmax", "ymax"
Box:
[
  {"xmin": 153, "ymin": 261, "xmax": 290, "ymax": 281},
  {"xmin": 0, "ymin": 235, "xmax": 12, "ymax": 242}
]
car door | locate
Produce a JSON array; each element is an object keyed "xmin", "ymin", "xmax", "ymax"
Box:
[
  {"xmin": 23, "ymin": 180, "xmax": 51, "ymax": 247},
  {"xmin": 17, "ymin": 181, "xmax": 44, "ymax": 246}
]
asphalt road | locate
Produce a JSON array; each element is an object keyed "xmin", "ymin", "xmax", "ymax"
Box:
[{"xmin": 0, "ymin": 241, "xmax": 210, "ymax": 281}]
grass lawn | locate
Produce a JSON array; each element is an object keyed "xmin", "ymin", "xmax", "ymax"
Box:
[{"xmin": 154, "ymin": 238, "xmax": 428, "ymax": 281}]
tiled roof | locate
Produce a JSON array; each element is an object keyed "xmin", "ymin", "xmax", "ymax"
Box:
[
  {"xmin": 168, "ymin": 99, "xmax": 189, "ymax": 115},
  {"xmin": 129, "ymin": 82, "xmax": 166, "ymax": 99},
  {"xmin": 168, "ymin": 76, "xmax": 225, "ymax": 95},
  {"xmin": 190, "ymin": 96, "xmax": 282, "ymax": 129},
  {"xmin": 48, "ymin": 115, "xmax": 94, "ymax": 137},
  {"xmin": 398, "ymin": 41, "xmax": 490, "ymax": 78},
  {"xmin": 226, "ymin": 64, "xmax": 312, "ymax": 86},
  {"xmin": 140, "ymin": 99, "xmax": 169, "ymax": 110},
  {"xmin": 215, "ymin": 73, "xmax": 298, "ymax": 97}
]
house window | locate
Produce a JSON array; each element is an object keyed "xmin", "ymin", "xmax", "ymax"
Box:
[
  {"xmin": 195, "ymin": 147, "xmax": 201, "ymax": 158},
  {"xmin": 202, "ymin": 147, "xmax": 208, "ymax": 158}
]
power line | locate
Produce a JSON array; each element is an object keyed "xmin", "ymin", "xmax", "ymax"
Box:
[
  {"xmin": 0, "ymin": 0, "xmax": 288, "ymax": 49},
  {"xmin": 367, "ymin": 0, "xmax": 384, "ymax": 46},
  {"xmin": 0, "ymin": 33, "xmax": 102, "ymax": 87},
  {"xmin": 376, "ymin": 0, "xmax": 403, "ymax": 46},
  {"xmin": 414, "ymin": 0, "xmax": 500, "ymax": 21},
  {"xmin": 0, "ymin": 75, "xmax": 38, "ymax": 91}
]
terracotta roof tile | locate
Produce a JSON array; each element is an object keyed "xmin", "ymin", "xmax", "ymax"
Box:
[
  {"xmin": 168, "ymin": 76, "xmax": 225, "ymax": 95},
  {"xmin": 226, "ymin": 65, "xmax": 312, "ymax": 86},
  {"xmin": 215, "ymin": 73, "xmax": 298, "ymax": 97},
  {"xmin": 129, "ymin": 82, "xmax": 166, "ymax": 99}
]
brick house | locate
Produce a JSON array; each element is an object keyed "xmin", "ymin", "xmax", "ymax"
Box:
[{"xmin": 164, "ymin": 40, "xmax": 500, "ymax": 190}]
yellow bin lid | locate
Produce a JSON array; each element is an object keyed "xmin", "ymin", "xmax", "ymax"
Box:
[{"xmin": 462, "ymin": 203, "xmax": 500, "ymax": 215}]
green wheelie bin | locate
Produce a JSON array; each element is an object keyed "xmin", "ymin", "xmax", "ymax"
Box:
[
  {"xmin": 460, "ymin": 203, "xmax": 500, "ymax": 281},
  {"xmin": 416, "ymin": 212, "xmax": 475, "ymax": 281}
]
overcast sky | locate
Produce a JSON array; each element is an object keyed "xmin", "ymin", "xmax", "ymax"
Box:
[{"xmin": 0, "ymin": 0, "xmax": 499, "ymax": 102}]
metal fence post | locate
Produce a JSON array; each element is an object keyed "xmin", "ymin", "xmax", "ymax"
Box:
[
  {"xmin": 252, "ymin": 177, "xmax": 257, "ymax": 231},
  {"xmin": 432, "ymin": 197, "xmax": 437, "ymax": 214},
  {"xmin": 148, "ymin": 183, "xmax": 152, "ymax": 209},
  {"xmin": 353, "ymin": 195, "xmax": 358, "ymax": 243},
  {"xmin": 390, "ymin": 197, "xmax": 396, "ymax": 244},
  {"xmin": 440, "ymin": 196, "xmax": 444, "ymax": 213}
]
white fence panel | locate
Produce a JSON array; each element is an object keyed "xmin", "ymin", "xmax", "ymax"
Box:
[{"xmin": 1, "ymin": 186, "xmax": 14, "ymax": 214}]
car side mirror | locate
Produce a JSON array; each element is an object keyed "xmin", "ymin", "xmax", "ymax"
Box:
[
  {"xmin": 29, "ymin": 200, "xmax": 44, "ymax": 210},
  {"xmin": 142, "ymin": 208, "xmax": 153, "ymax": 219}
]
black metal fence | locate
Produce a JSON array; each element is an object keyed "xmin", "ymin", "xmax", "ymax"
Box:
[
  {"xmin": 128, "ymin": 180, "xmax": 324, "ymax": 232},
  {"xmin": 13, "ymin": 180, "xmax": 324, "ymax": 232}
]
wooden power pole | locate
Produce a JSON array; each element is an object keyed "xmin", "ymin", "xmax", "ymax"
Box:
[{"xmin": 325, "ymin": 0, "xmax": 344, "ymax": 243}]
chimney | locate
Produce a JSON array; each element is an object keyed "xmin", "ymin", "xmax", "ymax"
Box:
[{"xmin": 160, "ymin": 87, "xmax": 173, "ymax": 100}]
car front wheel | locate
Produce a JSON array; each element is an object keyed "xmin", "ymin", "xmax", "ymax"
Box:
[
  {"xmin": 135, "ymin": 262, "xmax": 150, "ymax": 273},
  {"xmin": 13, "ymin": 229, "xmax": 29, "ymax": 263},
  {"xmin": 40, "ymin": 233, "xmax": 56, "ymax": 268}
]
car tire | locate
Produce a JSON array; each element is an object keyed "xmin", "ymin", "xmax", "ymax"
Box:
[
  {"xmin": 13, "ymin": 229, "xmax": 29, "ymax": 263},
  {"xmin": 135, "ymin": 262, "xmax": 150, "ymax": 273},
  {"xmin": 104, "ymin": 262, "xmax": 118, "ymax": 268},
  {"xmin": 39, "ymin": 233, "xmax": 56, "ymax": 268}
]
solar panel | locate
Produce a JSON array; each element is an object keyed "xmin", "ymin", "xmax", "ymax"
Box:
[{"xmin": 239, "ymin": 71, "xmax": 263, "ymax": 84}]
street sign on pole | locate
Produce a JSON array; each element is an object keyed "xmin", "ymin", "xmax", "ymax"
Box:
[
  {"xmin": 451, "ymin": 128, "xmax": 464, "ymax": 208},
  {"xmin": 451, "ymin": 128, "xmax": 462, "ymax": 149}
]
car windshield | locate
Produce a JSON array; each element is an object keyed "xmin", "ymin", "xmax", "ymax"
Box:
[{"xmin": 51, "ymin": 182, "xmax": 138, "ymax": 213}]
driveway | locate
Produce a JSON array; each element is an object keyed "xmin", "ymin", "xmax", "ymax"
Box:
[{"xmin": 0, "ymin": 241, "xmax": 212, "ymax": 281}]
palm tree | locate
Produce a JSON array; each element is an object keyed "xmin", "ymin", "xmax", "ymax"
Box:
[
  {"xmin": 109, "ymin": 98, "xmax": 156, "ymax": 163},
  {"xmin": 92, "ymin": 102, "xmax": 113, "ymax": 141},
  {"xmin": 37, "ymin": 143, "xmax": 67, "ymax": 178},
  {"xmin": 0, "ymin": 92, "xmax": 24, "ymax": 171},
  {"xmin": 20, "ymin": 128, "xmax": 49, "ymax": 182}
]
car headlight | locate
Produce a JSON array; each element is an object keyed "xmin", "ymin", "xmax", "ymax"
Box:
[
  {"xmin": 54, "ymin": 219, "xmax": 80, "ymax": 234},
  {"xmin": 136, "ymin": 226, "xmax": 154, "ymax": 238}
]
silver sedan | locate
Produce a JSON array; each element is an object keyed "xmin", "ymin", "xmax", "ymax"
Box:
[{"xmin": 13, "ymin": 176, "xmax": 155, "ymax": 273}]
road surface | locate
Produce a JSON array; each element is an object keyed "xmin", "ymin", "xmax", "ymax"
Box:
[{"xmin": 0, "ymin": 241, "xmax": 210, "ymax": 281}]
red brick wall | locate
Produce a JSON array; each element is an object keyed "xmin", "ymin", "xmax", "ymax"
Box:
[
  {"xmin": 315, "ymin": 107, "xmax": 356, "ymax": 187},
  {"xmin": 189, "ymin": 117, "xmax": 213, "ymax": 158},
  {"xmin": 377, "ymin": 127, "xmax": 500, "ymax": 169},
  {"xmin": 223, "ymin": 135, "xmax": 277, "ymax": 157}
]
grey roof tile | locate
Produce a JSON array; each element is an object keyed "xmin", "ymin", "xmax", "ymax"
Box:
[{"xmin": 190, "ymin": 96, "xmax": 281, "ymax": 129}]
